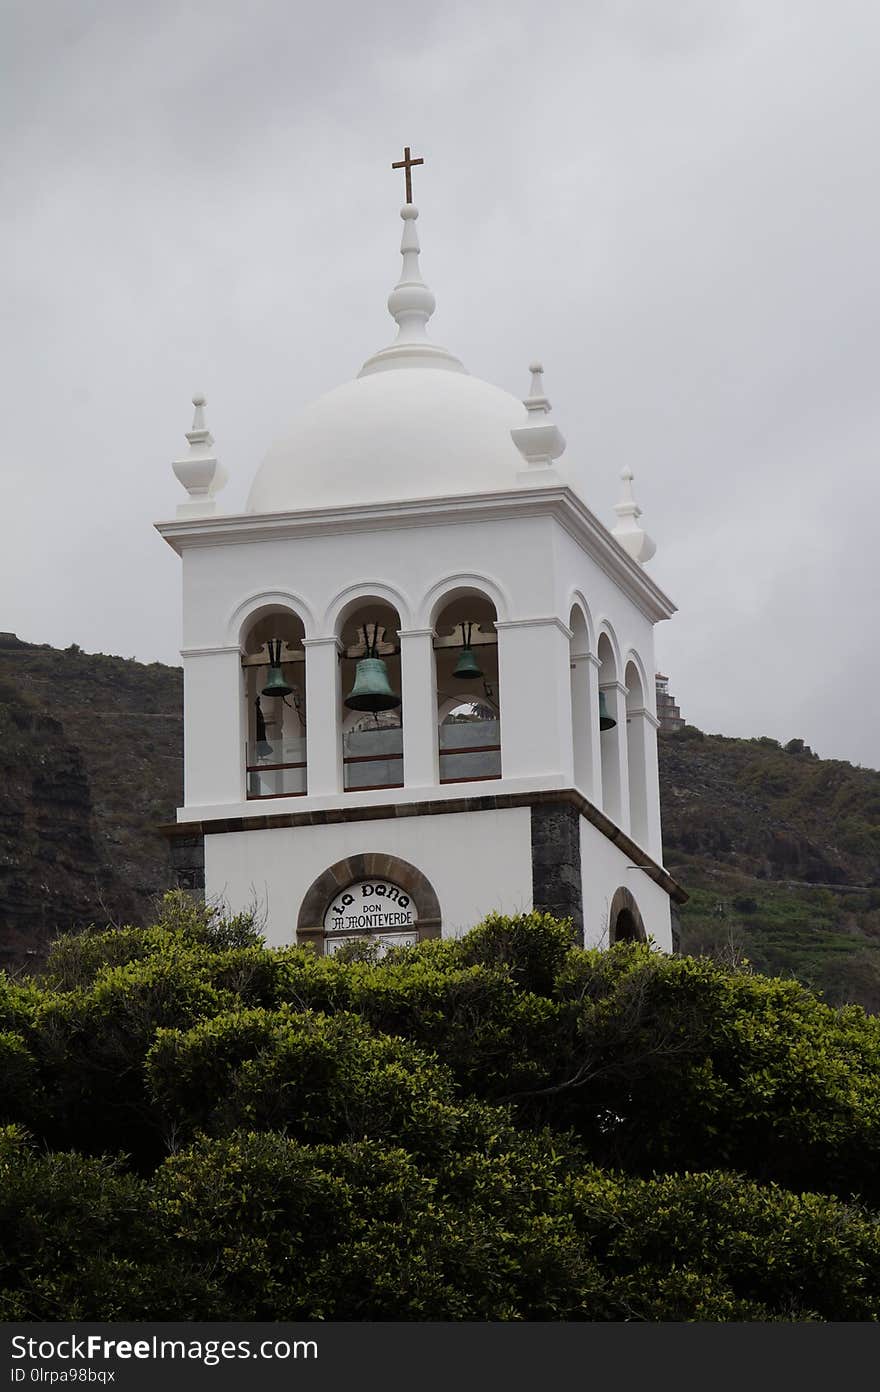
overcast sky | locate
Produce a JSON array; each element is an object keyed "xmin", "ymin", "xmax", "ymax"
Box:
[{"xmin": 2, "ymin": 0, "xmax": 878, "ymax": 769}]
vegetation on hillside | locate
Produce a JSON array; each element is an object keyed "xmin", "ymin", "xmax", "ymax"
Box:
[
  {"xmin": 3, "ymin": 898, "xmax": 880, "ymax": 1321},
  {"xmin": 2, "ymin": 633, "xmax": 879, "ymax": 1008},
  {"xmin": 660, "ymin": 725, "xmax": 880, "ymax": 1009}
]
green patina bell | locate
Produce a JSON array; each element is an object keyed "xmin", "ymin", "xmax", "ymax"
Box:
[
  {"xmin": 599, "ymin": 690, "xmax": 616, "ymax": 731},
  {"xmin": 261, "ymin": 639, "xmax": 293, "ymax": 699},
  {"xmin": 452, "ymin": 647, "xmax": 483, "ymax": 681},
  {"xmin": 452, "ymin": 622, "xmax": 484, "ymax": 681},
  {"xmin": 344, "ymin": 625, "xmax": 401, "ymax": 712}
]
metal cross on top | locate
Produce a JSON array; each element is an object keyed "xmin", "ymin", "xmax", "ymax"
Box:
[{"xmin": 391, "ymin": 145, "xmax": 424, "ymax": 204}]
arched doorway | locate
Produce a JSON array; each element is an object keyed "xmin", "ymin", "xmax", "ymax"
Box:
[
  {"xmin": 296, "ymin": 853, "xmax": 442, "ymax": 956},
  {"xmin": 608, "ymin": 886, "xmax": 647, "ymax": 944}
]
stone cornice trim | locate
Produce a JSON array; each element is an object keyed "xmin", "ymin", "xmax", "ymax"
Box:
[
  {"xmin": 159, "ymin": 787, "xmax": 687, "ymax": 904},
  {"xmin": 397, "ymin": 627, "xmax": 437, "ymax": 639},
  {"xmin": 629, "ymin": 706, "xmax": 661, "ymax": 728},
  {"xmin": 155, "ymin": 485, "xmax": 676, "ymax": 624},
  {"xmin": 179, "ymin": 644, "xmax": 243, "ymax": 658},
  {"xmin": 301, "ymin": 636, "xmax": 343, "ymax": 651},
  {"xmin": 494, "ymin": 616, "xmax": 573, "ymax": 639}
]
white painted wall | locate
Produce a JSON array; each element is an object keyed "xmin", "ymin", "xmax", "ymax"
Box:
[
  {"xmin": 205, "ymin": 805, "xmax": 534, "ymax": 948},
  {"xmin": 170, "ymin": 489, "xmax": 676, "ymax": 951},
  {"xmin": 579, "ymin": 816, "xmax": 673, "ymax": 952}
]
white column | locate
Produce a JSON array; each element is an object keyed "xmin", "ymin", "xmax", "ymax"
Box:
[
  {"xmin": 399, "ymin": 628, "xmax": 438, "ymax": 789},
  {"xmin": 182, "ymin": 647, "xmax": 245, "ymax": 808},
  {"xmin": 571, "ymin": 648, "xmax": 603, "ymax": 805},
  {"xmin": 496, "ymin": 619, "xmax": 573, "ymax": 782},
  {"xmin": 303, "ymin": 637, "xmax": 342, "ymax": 795},
  {"xmin": 627, "ymin": 706, "xmax": 662, "ymax": 860},
  {"xmin": 599, "ymin": 679, "xmax": 630, "ymax": 834}
]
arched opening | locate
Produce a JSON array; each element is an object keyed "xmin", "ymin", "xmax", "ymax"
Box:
[
  {"xmin": 625, "ymin": 659, "xmax": 649, "ymax": 849},
  {"xmin": 338, "ymin": 598, "xmax": 403, "ymax": 792},
  {"xmin": 433, "ymin": 591, "xmax": 500, "ymax": 784},
  {"xmin": 242, "ymin": 607, "xmax": 307, "ymax": 799},
  {"xmin": 597, "ymin": 631, "xmax": 622, "ymax": 823},
  {"xmin": 296, "ymin": 852, "xmax": 442, "ymax": 955},
  {"xmin": 608, "ymin": 887, "xmax": 647, "ymax": 944},
  {"xmin": 569, "ymin": 604, "xmax": 593, "ymax": 797}
]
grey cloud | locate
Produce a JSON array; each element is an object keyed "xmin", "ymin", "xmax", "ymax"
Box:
[{"xmin": 1, "ymin": 0, "xmax": 877, "ymax": 767}]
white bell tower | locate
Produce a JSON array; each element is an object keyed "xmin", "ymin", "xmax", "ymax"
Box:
[{"xmin": 157, "ymin": 152, "xmax": 684, "ymax": 953}]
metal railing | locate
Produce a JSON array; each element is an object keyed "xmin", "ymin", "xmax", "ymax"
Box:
[{"xmin": 246, "ymin": 736, "xmax": 307, "ymax": 799}]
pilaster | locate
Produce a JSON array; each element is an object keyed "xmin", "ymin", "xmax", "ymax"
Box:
[
  {"xmin": 182, "ymin": 647, "xmax": 245, "ymax": 807},
  {"xmin": 303, "ymin": 637, "xmax": 343, "ymax": 795},
  {"xmin": 496, "ymin": 617, "xmax": 573, "ymax": 782},
  {"xmin": 399, "ymin": 628, "xmax": 439, "ymax": 788},
  {"xmin": 599, "ymin": 678, "xmax": 630, "ymax": 834}
]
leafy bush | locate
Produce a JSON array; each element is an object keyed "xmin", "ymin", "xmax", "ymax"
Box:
[{"xmin": 2, "ymin": 904, "xmax": 880, "ymax": 1319}]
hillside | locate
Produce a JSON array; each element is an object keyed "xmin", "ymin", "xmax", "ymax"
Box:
[{"xmin": 1, "ymin": 633, "xmax": 878, "ymax": 1006}]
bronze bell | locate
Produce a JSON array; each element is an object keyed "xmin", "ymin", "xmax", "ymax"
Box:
[
  {"xmin": 452, "ymin": 622, "xmax": 484, "ymax": 681},
  {"xmin": 261, "ymin": 638, "xmax": 293, "ymax": 699},
  {"xmin": 599, "ymin": 689, "xmax": 616, "ymax": 731},
  {"xmin": 344, "ymin": 625, "xmax": 401, "ymax": 713}
]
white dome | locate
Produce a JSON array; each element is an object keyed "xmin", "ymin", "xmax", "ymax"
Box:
[{"xmin": 246, "ymin": 368, "xmax": 529, "ymax": 514}]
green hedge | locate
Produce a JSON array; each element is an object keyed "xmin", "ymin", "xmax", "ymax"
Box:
[{"xmin": 2, "ymin": 896, "xmax": 880, "ymax": 1319}]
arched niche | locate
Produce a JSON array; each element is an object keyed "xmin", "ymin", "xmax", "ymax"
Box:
[
  {"xmin": 337, "ymin": 596, "xmax": 404, "ymax": 793},
  {"xmin": 569, "ymin": 603, "xmax": 594, "ymax": 798},
  {"xmin": 433, "ymin": 588, "xmax": 500, "ymax": 784},
  {"xmin": 608, "ymin": 886, "xmax": 647, "ymax": 944},
  {"xmin": 625, "ymin": 657, "xmax": 650, "ymax": 849},
  {"xmin": 597, "ymin": 628, "xmax": 624, "ymax": 824},
  {"xmin": 297, "ymin": 853, "xmax": 442, "ymax": 955},
  {"xmin": 242, "ymin": 605, "xmax": 307, "ymax": 799}
]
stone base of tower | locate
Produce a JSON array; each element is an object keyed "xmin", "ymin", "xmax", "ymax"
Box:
[{"xmin": 162, "ymin": 790, "xmax": 683, "ymax": 953}]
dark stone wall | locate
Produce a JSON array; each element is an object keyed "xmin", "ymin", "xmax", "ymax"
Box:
[
  {"xmin": 530, "ymin": 801, "xmax": 583, "ymax": 944},
  {"xmin": 169, "ymin": 833, "xmax": 205, "ymax": 895}
]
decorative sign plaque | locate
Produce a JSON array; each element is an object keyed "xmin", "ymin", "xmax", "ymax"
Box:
[{"xmin": 323, "ymin": 879, "xmax": 419, "ymax": 955}]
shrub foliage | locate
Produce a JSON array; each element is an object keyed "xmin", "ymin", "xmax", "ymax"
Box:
[{"xmin": 2, "ymin": 893, "xmax": 880, "ymax": 1321}]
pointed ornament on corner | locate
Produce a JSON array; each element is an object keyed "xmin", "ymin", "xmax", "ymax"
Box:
[
  {"xmin": 611, "ymin": 468, "xmax": 656, "ymax": 564},
  {"xmin": 511, "ymin": 362, "xmax": 566, "ymax": 484},
  {"xmin": 172, "ymin": 394, "xmax": 227, "ymax": 518}
]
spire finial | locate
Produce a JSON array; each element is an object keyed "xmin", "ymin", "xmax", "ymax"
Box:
[
  {"xmin": 511, "ymin": 360, "xmax": 566, "ymax": 483},
  {"xmin": 172, "ymin": 393, "xmax": 226, "ymax": 518},
  {"xmin": 358, "ymin": 198, "xmax": 465, "ymax": 376},
  {"xmin": 611, "ymin": 467, "xmax": 656, "ymax": 564}
]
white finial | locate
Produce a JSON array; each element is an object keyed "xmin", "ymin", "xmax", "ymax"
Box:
[
  {"xmin": 525, "ymin": 362, "xmax": 550, "ymax": 411},
  {"xmin": 611, "ymin": 467, "xmax": 656, "ymax": 564},
  {"xmin": 172, "ymin": 394, "xmax": 226, "ymax": 518},
  {"xmin": 359, "ymin": 205, "xmax": 464, "ymax": 376},
  {"xmin": 511, "ymin": 360, "xmax": 566, "ymax": 483}
]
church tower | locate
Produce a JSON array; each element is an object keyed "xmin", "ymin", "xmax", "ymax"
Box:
[{"xmin": 158, "ymin": 152, "xmax": 684, "ymax": 953}]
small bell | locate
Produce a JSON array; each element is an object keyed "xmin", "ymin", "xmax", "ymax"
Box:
[
  {"xmin": 599, "ymin": 689, "xmax": 616, "ymax": 731},
  {"xmin": 262, "ymin": 638, "xmax": 293, "ymax": 699},
  {"xmin": 254, "ymin": 698, "xmax": 272, "ymax": 759},
  {"xmin": 343, "ymin": 625, "xmax": 401, "ymax": 713},
  {"xmin": 452, "ymin": 622, "xmax": 484, "ymax": 681}
]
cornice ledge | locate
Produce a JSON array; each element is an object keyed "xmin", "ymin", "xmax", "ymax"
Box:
[{"xmin": 155, "ymin": 485, "xmax": 676, "ymax": 622}]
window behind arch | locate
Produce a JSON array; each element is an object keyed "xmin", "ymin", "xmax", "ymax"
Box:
[{"xmin": 439, "ymin": 700, "xmax": 501, "ymax": 782}]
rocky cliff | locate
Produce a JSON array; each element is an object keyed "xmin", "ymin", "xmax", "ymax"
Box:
[{"xmin": 1, "ymin": 634, "xmax": 878, "ymax": 1007}]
